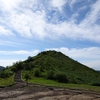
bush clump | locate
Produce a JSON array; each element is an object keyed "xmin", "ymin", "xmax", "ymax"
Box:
[
  {"xmin": 91, "ymin": 81, "xmax": 100, "ymax": 86},
  {"xmin": 34, "ymin": 69, "xmax": 40, "ymax": 77}
]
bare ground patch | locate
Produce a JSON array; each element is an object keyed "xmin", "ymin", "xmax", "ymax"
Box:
[{"xmin": 0, "ymin": 85, "xmax": 100, "ymax": 100}]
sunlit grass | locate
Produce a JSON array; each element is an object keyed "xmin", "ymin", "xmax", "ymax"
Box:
[
  {"xmin": 0, "ymin": 75, "xmax": 14, "ymax": 86},
  {"xmin": 22, "ymin": 75, "xmax": 100, "ymax": 92}
]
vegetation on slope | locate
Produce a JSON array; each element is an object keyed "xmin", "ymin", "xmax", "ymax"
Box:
[
  {"xmin": 0, "ymin": 75, "xmax": 14, "ymax": 86},
  {"xmin": 22, "ymin": 50, "xmax": 100, "ymax": 85},
  {"xmin": 0, "ymin": 50, "xmax": 100, "ymax": 86}
]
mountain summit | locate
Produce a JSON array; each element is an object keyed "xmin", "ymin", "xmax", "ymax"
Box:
[{"xmin": 20, "ymin": 50, "xmax": 100, "ymax": 84}]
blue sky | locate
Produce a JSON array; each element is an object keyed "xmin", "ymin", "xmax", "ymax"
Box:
[{"xmin": 0, "ymin": 0, "xmax": 100, "ymax": 70}]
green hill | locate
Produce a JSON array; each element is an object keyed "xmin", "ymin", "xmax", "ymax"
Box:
[
  {"xmin": 21, "ymin": 50, "xmax": 100, "ymax": 85},
  {"xmin": 1, "ymin": 50, "xmax": 100, "ymax": 86}
]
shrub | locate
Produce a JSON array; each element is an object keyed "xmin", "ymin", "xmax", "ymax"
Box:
[
  {"xmin": 13, "ymin": 61, "xmax": 23, "ymax": 71},
  {"xmin": 11, "ymin": 67, "xmax": 17, "ymax": 72},
  {"xmin": 0, "ymin": 70, "xmax": 13, "ymax": 78},
  {"xmin": 47, "ymin": 70, "xmax": 55, "ymax": 79},
  {"xmin": 91, "ymin": 82, "xmax": 100, "ymax": 86},
  {"xmin": 56, "ymin": 73, "xmax": 68, "ymax": 83},
  {"xmin": 25, "ymin": 73, "xmax": 30, "ymax": 81},
  {"xmin": 34, "ymin": 69, "xmax": 40, "ymax": 77},
  {"xmin": 27, "ymin": 56, "xmax": 33, "ymax": 62}
]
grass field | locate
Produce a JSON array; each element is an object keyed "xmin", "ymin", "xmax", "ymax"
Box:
[
  {"xmin": 22, "ymin": 74, "xmax": 100, "ymax": 92},
  {"xmin": 0, "ymin": 72, "xmax": 100, "ymax": 92},
  {"xmin": 0, "ymin": 75, "xmax": 14, "ymax": 86}
]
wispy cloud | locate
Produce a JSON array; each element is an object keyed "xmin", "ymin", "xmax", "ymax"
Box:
[
  {"xmin": 50, "ymin": 0, "xmax": 67, "ymax": 11},
  {"xmin": 0, "ymin": 59, "xmax": 19, "ymax": 67},
  {"xmin": 0, "ymin": 25, "xmax": 13, "ymax": 36},
  {"xmin": 69, "ymin": 0, "xmax": 80, "ymax": 8},
  {"xmin": 0, "ymin": 49, "xmax": 40, "ymax": 67},
  {"xmin": 0, "ymin": 40, "xmax": 22, "ymax": 46},
  {"xmin": 80, "ymin": 0, "xmax": 100, "ymax": 26},
  {"xmin": 0, "ymin": 0, "xmax": 100, "ymax": 70},
  {"xmin": 0, "ymin": 0, "xmax": 100, "ymax": 42},
  {"xmin": 0, "ymin": 0, "xmax": 23, "ymax": 11},
  {"xmin": 0, "ymin": 49, "xmax": 39, "ymax": 56}
]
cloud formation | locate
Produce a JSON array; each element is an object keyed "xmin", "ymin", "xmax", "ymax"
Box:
[
  {"xmin": 0, "ymin": 0, "xmax": 100, "ymax": 70},
  {"xmin": 0, "ymin": 49, "xmax": 39, "ymax": 56},
  {"xmin": 0, "ymin": 0, "xmax": 100, "ymax": 42},
  {"xmin": 0, "ymin": 49, "xmax": 40, "ymax": 67},
  {"xmin": 0, "ymin": 47, "xmax": 100, "ymax": 70},
  {"xmin": 0, "ymin": 59, "xmax": 20, "ymax": 67},
  {"xmin": 51, "ymin": 0, "xmax": 67, "ymax": 10}
]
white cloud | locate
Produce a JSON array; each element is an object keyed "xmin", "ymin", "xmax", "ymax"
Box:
[
  {"xmin": 0, "ymin": 59, "xmax": 20, "ymax": 67},
  {"xmin": 0, "ymin": 40, "xmax": 21, "ymax": 46},
  {"xmin": 0, "ymin": 1, "xmax": 47, "ymax": 39},
  {"xmin": 46, "ymin": 47, "xmax": 100, "ymax": 70},
  {"xmin": 51, "ymin": 0, "xmax": 67, "ymax": 10},
  {"xmin": 82, "ymin": 60, "xmax": 100, "ymax": 70},
  {"xmin": 0, "ymin": 26, "xmax": 13, "ymax": 36},
  {"xmin": 0, "ymin": 0, "xmax": 23, "ymax": 11},
  {"xmin": 0, "ymin": 50, "xmax": 39, "ymax": 56},
  {"xmin": 48, "ymin": 0, "xmax": 100, "ymax": 42},
  {"xmin": 0, "ymin": 0, "xmax": 100, "ymax": 42},
  {"xmin": 80, "ymin": 0, "xmax": 100, "ymax": 27},
  {"xmin": 0, "ymin": 49, "xmax": 40, "ymax": 67},
  {"xmin": 46, "ymin": 21, "xmax": 100, "ymax": 42}
]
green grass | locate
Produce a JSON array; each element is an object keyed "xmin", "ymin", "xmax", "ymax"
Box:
[
  {"xmin": 22, "ymin": 75, "xmax": 100, "ymax": 92},
  {"xmin": 0, "ymin": 75, "xmax": 14, "ymax": 86},
  {"xmin": 23, "ymin": 50, "xmax": 100, "ymax": 84}
]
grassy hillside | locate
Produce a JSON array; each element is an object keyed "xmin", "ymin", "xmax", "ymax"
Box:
[
  {"xmin": 0, "ymin": 50, "xmax": 100, "ymax": 86},
  {"xmin": 22, "ymin": 50, "xmax": 100, "ymax": 85}
]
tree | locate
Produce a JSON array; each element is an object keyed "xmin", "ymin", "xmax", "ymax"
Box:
[
  {"xmin": 56, "ymin": 73, "xmax": 68, "ymax": 83},
  {"xmin": 27, "ymin": 56, "xmax": 33, "ymax": 62},
  {"xmin": 13, "ymin": 60, "xmax": 23, "ymax": 71},
  {"xmin": 34, "ymin": 69, "xmax": 40, "ymax": 77}
]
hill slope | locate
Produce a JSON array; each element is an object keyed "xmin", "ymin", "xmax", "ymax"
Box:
[{"xmin": 22, "ymin": 50, "xmax": 100, "ymax": 84}]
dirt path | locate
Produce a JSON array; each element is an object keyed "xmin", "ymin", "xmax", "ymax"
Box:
[
  {"xmin": 0, "ymin": 71, "xmax": 100, "ymax": 100},
  {"xmin": 0, "ymin": 85, "xmax": 100, "ymax": 100}
]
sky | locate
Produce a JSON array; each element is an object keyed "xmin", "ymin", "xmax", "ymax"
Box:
[{"xmin": 0, "ymin": 0, "xmax": 100, "ymax": 70}]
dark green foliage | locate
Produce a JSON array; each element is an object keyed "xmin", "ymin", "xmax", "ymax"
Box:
[
  {"xmin": 27, "ymin": 56, "xmax": 33, "ymax": 62},
  {"xmin": 11, "ymin": 66, "xmax": 17, "ymax": 72},
  {"xmin": 91, "ymin": 81, "xmax": 100, "ymax": 86},
  {"xmin": 25, "ymin": 73, "xmax": 30, "ymax": 81},
  {"xmin": 47, "ymin": 70, "xmax": 55, "ymax": 79},
  {"xmin": 56, "ymin": 73, "xmax": 68, "ymax": 83},
  {"xmin": 23, "ymin": 63, "xmax": 34, "ymax": 70},
  {"xmin": 29, "ymin": 50, "xmax": 100, "ymax": 84},
  {"xmin": 34, "ymin": 69, "xmax": 40, "ymax": 77},
  {"xmin": 0, "ymin": 69, "xmax": 13, "ymax": 78},
  {"xmin": 24, "ymin": 72, "xmax": 30, "ymax": 85},
  {"xmin": 13, "ymin": 61, "xmax": 23, "ymax": 71}
]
